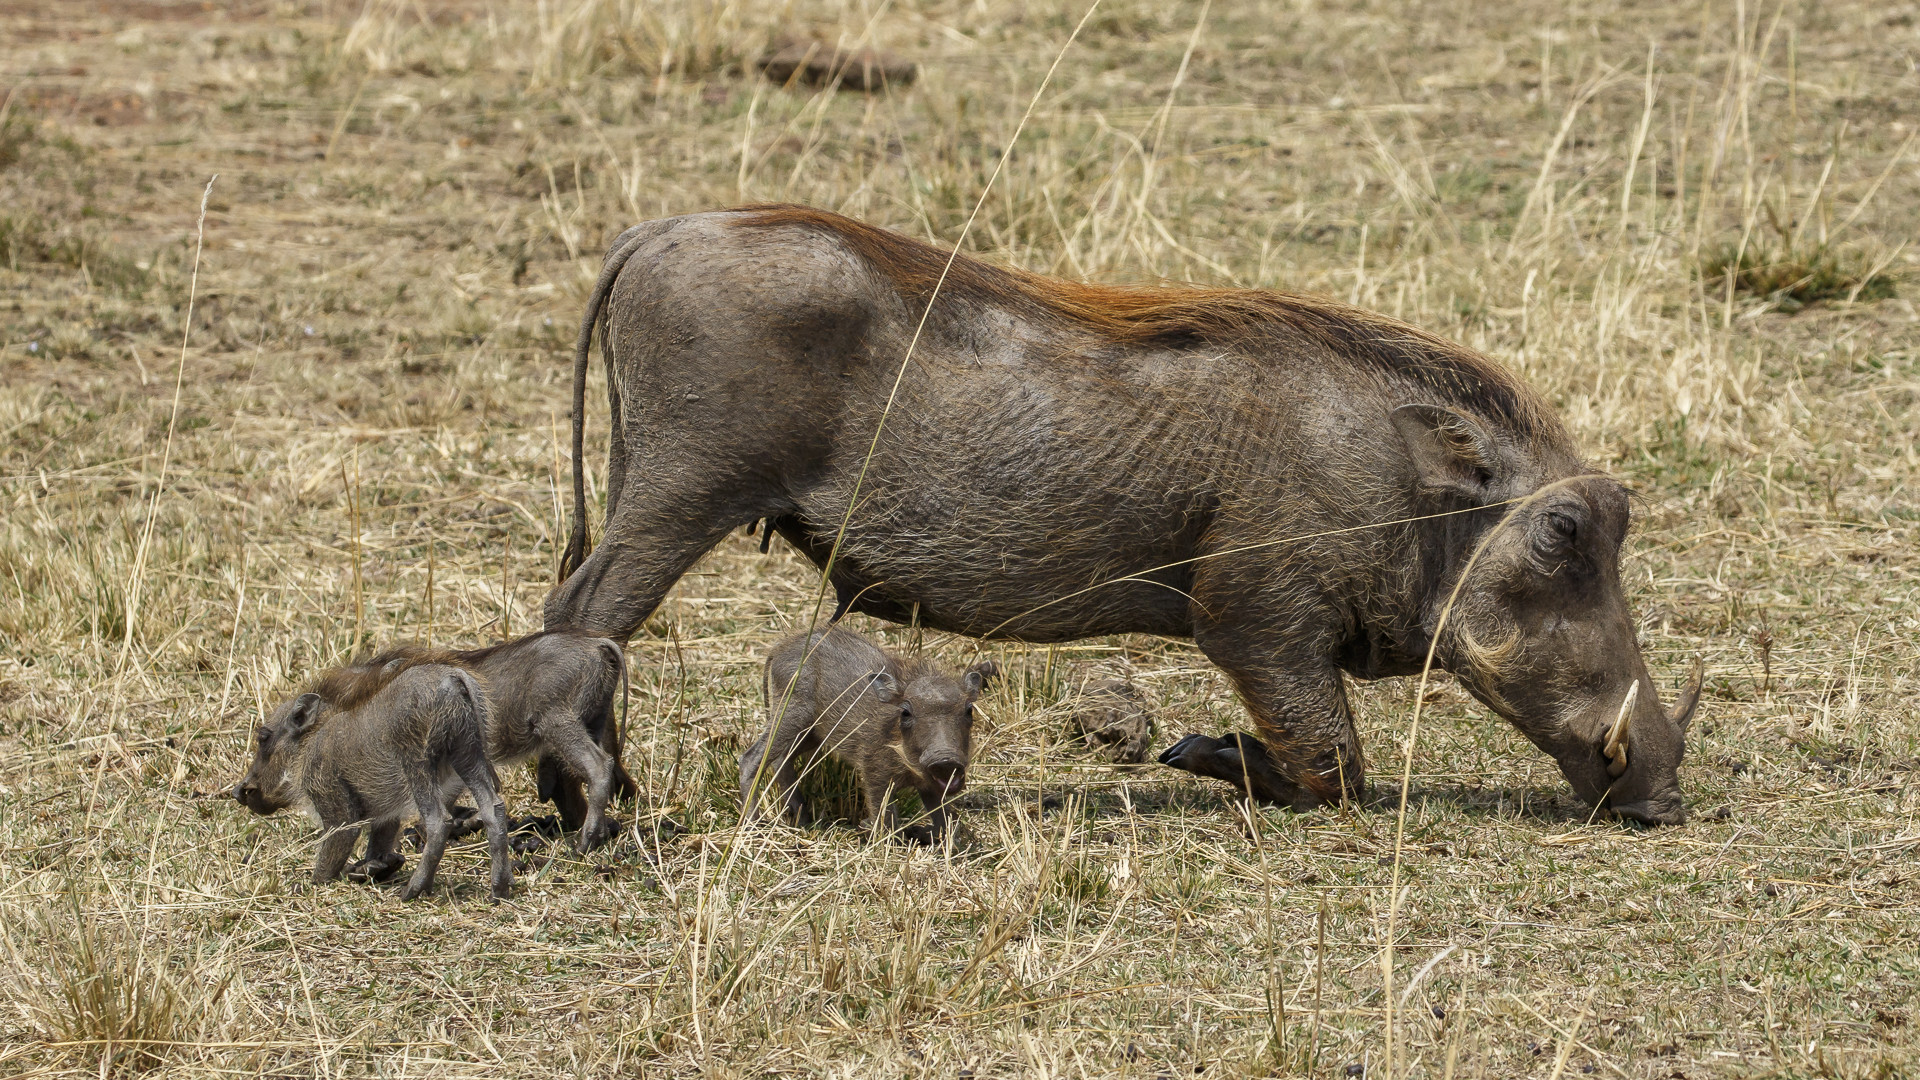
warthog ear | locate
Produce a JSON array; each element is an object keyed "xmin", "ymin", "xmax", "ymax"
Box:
[
  {"xmin": 869, "ymin": 671, "xmax": 902, "ymax": 702},
  {"xmin": 284, "ymin": 692, "xmax": 323, "ymax": 738},
  {"xmin": 1392, "ymin": 403, "xmax": 1504, "ymax": 499},
  {"xmin": 963, "ymin": 660, "xmax": 1000, "ymax": 695}
]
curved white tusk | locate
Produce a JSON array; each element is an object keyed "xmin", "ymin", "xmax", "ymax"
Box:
[
  {"xmin": 1603, "ymin": 681, "xmax": 1638, "ymax": 777},
  {"xmin": 1669, "ymin": 658, "xmax": 1705, "ymax": 732}
]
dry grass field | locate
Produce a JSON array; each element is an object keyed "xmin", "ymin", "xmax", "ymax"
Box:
[{"xmin": 3, "ymin": 0, "xmax": 1918, "ymax": 1076}]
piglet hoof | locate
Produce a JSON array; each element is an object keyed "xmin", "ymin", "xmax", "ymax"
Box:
[
  {"xmin": 399, "ymin": 882, "xmax": 429, "ymax": 902},
  {"xmin": 510, "ymin": 831, "xmax": 547, "ymax": 855},
  {"xmin": 447, "ymin": 805, "xmax": 485, "ymax": 840},
  {"xmin": 576, "ymin": 822, "xmax": 614, "ymax": 854},
  {"xmin": 346, "ymin": 853, "xmax": 405, "ymax": 884},
  {"xmin": 899, "ymin": 824, "xmax": 939, "ymax": 846}
]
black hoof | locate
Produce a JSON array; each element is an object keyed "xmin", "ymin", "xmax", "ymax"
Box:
[
  {"xmin": 346, "ymin": 853, "xmax": 404, "ymax": 884},
  {"xmin": 447, "ymin": 805, "xmax": 485, "ymax": 840},
  {"xmin": 576, "ymin": 821, "xmax": 616, "ymax": 854},
  {"xmin": 1157, "ymin": 732, "xmax": 1303, "ymax": 808},
  {"xmin": 1158, "ymin": 732, "xmax": 1233, "ymax": 772}
]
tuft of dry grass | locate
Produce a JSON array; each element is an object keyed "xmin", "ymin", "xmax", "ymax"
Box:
[
  {"xmin": 2, "ymin": 0, "xmax": 1917, "ymax": 1077},
  {"xmin": 2, "ymin": 878, "xmax": 234, "ymax": 1074}
]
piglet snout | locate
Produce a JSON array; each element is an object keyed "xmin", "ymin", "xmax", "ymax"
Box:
[{"xmin": 925, "ymin": 759, "xmax": 967, "ymax": 798}]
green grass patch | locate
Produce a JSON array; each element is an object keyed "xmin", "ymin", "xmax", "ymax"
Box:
[{"xmin": 1701, "ymin": 240, "xmax": 1895, "ymax": 309}]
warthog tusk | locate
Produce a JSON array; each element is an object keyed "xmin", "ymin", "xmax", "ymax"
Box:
[
  {"xmin": 1603, "ymin": 681, "xmax": 1638, "ymax": 778},
  {"xmin": 1668, "ymin": 658, "xmax": 1705, "ymax": 732}
]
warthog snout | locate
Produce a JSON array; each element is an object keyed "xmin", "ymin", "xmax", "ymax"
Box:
[
  {"xmin": 1608, "ymin": 793, "xmax": 1690, "ymax": 827},
  {"xmin": 924, "ymin": 758, "xmax": 966, "ymax": 798}
]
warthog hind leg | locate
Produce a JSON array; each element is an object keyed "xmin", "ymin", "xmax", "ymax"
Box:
[
  {"xmin": 347, "ymin": 820, "xmax": 405, "ymax": 883},
  {"xmin": 539, "ymin": 708, "xmax": 617, "ymax": 853}
]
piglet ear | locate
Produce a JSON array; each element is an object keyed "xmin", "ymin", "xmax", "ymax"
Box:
[
  {"xmin": 286, "ymin": 693, "xmax": 323, "ymax": 737},
  {"xmin": 962, "ymin": 660, "xmax": 999, "ymax": 696},
  {"xmin": 1391, "ymin": 403, "xmax": 1504, "ymax": 499},
  {"xmin": 869, "ymin": 671, "xmax": 901, "ymax": 702}
]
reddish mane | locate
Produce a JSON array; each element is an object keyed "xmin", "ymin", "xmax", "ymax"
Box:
[{"xmin": 729, "ymin": 203, "xmax": 1557, "ymax": 440}]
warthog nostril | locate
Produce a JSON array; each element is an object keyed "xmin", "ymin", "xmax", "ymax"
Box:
[{"xmin": 1608, "ymin": 798, "xmax": 1688, "ymax": 827}]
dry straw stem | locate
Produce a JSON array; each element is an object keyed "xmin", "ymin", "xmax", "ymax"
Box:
[
  {"xmin": 3, "ymin": 0, "xmax": 1919, "ymax": 1076},
  {"xmin": 113, "ymin": 174, "xmax": 215, "ymax": 681}
]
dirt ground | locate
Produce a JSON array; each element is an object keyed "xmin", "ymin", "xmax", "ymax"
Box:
[{"xmin": 1, "ymin": 0, "xmax": 1917, "ymax": 1077}]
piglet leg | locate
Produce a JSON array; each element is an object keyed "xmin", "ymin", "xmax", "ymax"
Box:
[
  {"xmin": 452, "ymin": 756, "xmax": 514, "ymax": 901},
  {"xmin": 401, "ymin": 764, "xmax": 453, "ymax": 902},
  {"xmin": 348, "ymin": 820, "xmax": 405, "ymax": 883},
  {"xmin": 312, "ymin": 821, "xmax": 360, "ymax": 885}
]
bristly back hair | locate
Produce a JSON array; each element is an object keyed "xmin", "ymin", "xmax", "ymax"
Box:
[
  {"xmin": 304, "ymin": 641, "xmax": 515, "ymax": 713},
  {"xmin": 729, "ymin": 204, "xmax": 1560, "ymax": 441}
]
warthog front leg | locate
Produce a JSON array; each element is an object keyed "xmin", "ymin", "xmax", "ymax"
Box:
[
  {"xmin": 861, "ymin": 775, "xmax": 904, "ymax": 841},
  {"xmin": 307, "ymin": 787, "xmax": 364, "ymax": 885},
  {"xmin": 1180, "ymin": 586, "xmax": 1366, "ymax": 810},
  {"xmin": 740, "ymin": 687, "xmax": 818, "ymax": 826},
  {"xmin": 312, "ymin": 821, "xmax": 361, "ymax": 885},
  {"xmin": 1158, "ymin": 733, "xmax": 1300, "ymax": 805},
  {"xmin": 900, "ymin": 794, "xmax": 951, "ymax": 847}
]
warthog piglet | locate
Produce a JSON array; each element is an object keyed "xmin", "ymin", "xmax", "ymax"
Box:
[
  {"xmin": 740, "ymin": 626, "xmax": 996, "ymax": 841},
  {"xmin": 233, "ymin": 664, "xmax": 512, "ymax": 901},
  {"xmin": 355, "ymin": 631, "xmax": 630, "ymax": 853}
]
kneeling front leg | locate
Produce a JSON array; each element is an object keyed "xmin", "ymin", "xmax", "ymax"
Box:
[{"xmin": 1168, "ymin": 626, "xmax": 1366, "ymax": 810}]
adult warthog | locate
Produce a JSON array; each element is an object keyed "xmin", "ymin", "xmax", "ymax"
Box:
[{"xmin": 544, "ymin": 205, "xmax": 1703, "ymax": 825}]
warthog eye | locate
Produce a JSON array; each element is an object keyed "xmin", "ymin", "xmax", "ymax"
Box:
[
  {"xmin": 963, "ymin": 703, "xmax": 975, "ymax": 723},
  {"xmin": 899, "ymin": 702, "xmax": 914, "ymax": 730},
  {"xmin": 1535, "ymin": 510, "xmax": 1578, "ymax": 559}
]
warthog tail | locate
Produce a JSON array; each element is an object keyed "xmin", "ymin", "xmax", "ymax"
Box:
[{"xmin": 560, "ymin": 230, "xmax": 655, "ymax": 584}]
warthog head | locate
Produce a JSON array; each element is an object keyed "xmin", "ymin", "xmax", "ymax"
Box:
[
  {"xmin": 232, "ymin": 692, "xmax": 323, "ymax": 815},
  {"xmin": 870, "ymin": 660, "xmax": 997, "ymax": 801},
  {"xmin": 1397, "ymin": 405, "xmax": 1703, "ymax": 825}
]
